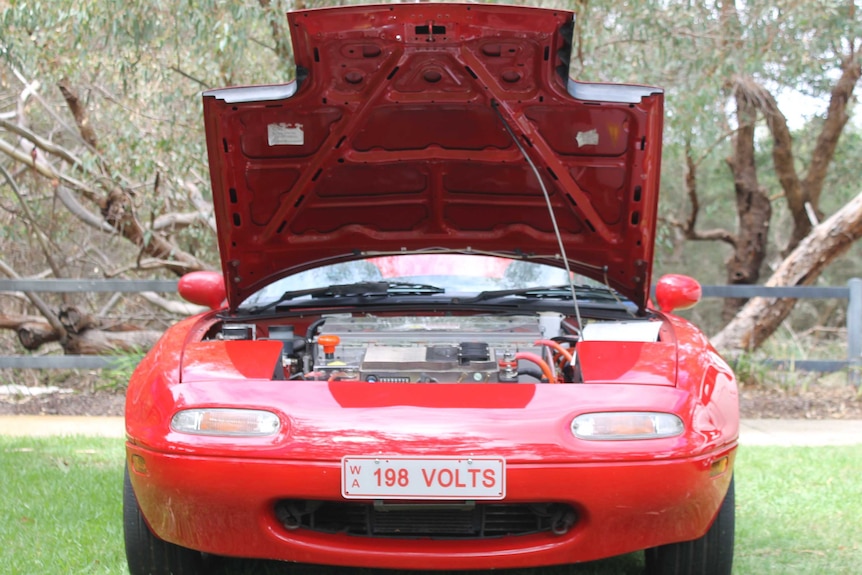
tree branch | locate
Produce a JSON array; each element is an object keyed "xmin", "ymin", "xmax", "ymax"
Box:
[
  {"xmin": 182, "ymin": 179, "xmax": 217, "ymax": 233},
  {"xmin": 152, "ymin": 211, "xmax": 207, "ymax": 232},
  {"xmin": 0, "ymin": 313, "xmax": 47, "ymax": 329},
  {"xmin": 168, "ymin": 65, "xmax": 212, "ymax": 89},
  {"xmin": 0, "ymin": 116, "xmax": 85, "ymax": 169},
  {"xmin": 137, "ymin": 291, "xmax": 206, "ymax": 316},
  {"xmin": 55, "ymin": 185, "xmax": 115, "ymax": 233},
  {"xmin": 103, "ymin": 257, "xmax": 202, "ymax": 277},
  {"xmin": 258, "ymin": 0, "xmax": 294, "ymax": 64},
  {"xmin": 53, "ymin": 79, "xmax": 207, "ymax": 275},
  {"xmin": 0, "ymin": 258, "xmax": 67, "ymax": 342},
  {"xmin": 0, "ymin": 137, "xmax": 100, "ymax": 202},
  {"xmin": 712, "ymin": 189, "xmax": 862, "ymax": 351},
  {"xmin": 0, "ymin": 164, "xmax": 64, "ymax": 279},
  {"xmin": 57, "ymin": 78, "xmax": 99, "ymax": 149},
  {"xmin": 734, "ymin": 75, "xmax": 806, "ymax": 251},
  {"xmin": 802, "ymin": 50, "xmax": 861, "ymax": 212},
  {"xmin": 670, "ymin": 138, "xmax": 737, "ymax": 246}
]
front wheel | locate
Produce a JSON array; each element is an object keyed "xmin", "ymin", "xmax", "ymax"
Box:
[
  {"xmin": 124, "ymin": 464, "xmax": 204, "ymax": 575},
  {"xmin": 644, "ymin": 476, "xmax": 735, "ymax": 575}
]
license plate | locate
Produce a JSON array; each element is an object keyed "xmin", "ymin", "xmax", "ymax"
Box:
[{"xmin": 342, "ymin": 456, "xmax": 506, "ymax": 500}]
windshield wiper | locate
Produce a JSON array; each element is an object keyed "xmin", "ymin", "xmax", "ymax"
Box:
[
  {"xmin": 382, "ymin": 281, "xmax": 446, "ymax": 296},
  {"xmin": 464, "ymin": 285, "xmax": 623, "ymax": 304},
  {"xmin": 248, "ymin": 281, "xmax": 444, "ymax": 313}
]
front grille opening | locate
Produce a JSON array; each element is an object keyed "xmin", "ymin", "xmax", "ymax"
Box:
[{"xmin": 275, "ymin": 500, "xmax": 577, "ymax": 539}]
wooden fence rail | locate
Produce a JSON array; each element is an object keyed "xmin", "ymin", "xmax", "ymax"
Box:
[{"xmin": 0, "ymin": 278, "xmax": 860, "ymax": 383}]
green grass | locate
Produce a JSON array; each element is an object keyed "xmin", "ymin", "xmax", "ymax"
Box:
[
  {"xmin": 735, "ymin": 446, "xmax": 862, "ymax": 574},
  {"xmin": 1, "ymin": 438, "xmax": 859, "ymax": 574},
  {"xmin": 0, "ymin": 437, "xmax": 126, "ymax": 575}
]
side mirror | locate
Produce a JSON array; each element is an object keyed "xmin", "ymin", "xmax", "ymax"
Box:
[
  {"xmin": 178, "ymin": 271, "xmax": 226, "ymax": 310},
  {"xmin": 655, "ymin": 274, "xmax": 701, "ymax": 313}
]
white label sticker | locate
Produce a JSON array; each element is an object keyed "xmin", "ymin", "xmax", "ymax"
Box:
[
  {"xmin": 267, "ymin": 123, "xmax": 304, "ymax": 146},
  {"xmin": 575, "ymin": 128, "xmax": 599, "ymax": 147},
  {"xmin": 581, "ymin": 320, "xmax": 662, "ymax": 342}
]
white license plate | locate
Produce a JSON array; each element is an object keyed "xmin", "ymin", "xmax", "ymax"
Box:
[{"xmin": 342, "ymin": 456, "xmax": 506, "ymax": 500}]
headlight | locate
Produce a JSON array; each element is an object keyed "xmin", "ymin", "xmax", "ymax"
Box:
[
  {"xmin": 171, "ymin": 408, "xmax": 281, "ymax": 437},
  {"xmin": 571, "ymin": 412, "xmax": 683, "ymax": 440}
]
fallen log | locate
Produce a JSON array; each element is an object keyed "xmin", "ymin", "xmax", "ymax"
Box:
[
  {"xmin": 17, "ymin": 321, "xmax": 62, "ymax": 350},
  {"xmin": 63, "ymin": 328, "xmax": 162, "ymax": 355},
  {"xmin": 0, "ymin": 314, "xmax": 161, "ymax": 354},
  {"xmin": 58, "ymin": 305, "xmax": 101, "ymax": 334},
  {"xmin": 711, "ymin": 190, "xmax": 862, "ymax": 352}
]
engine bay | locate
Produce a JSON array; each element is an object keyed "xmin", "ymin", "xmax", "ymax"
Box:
[
  {"xmin": 312, "ymin": 315, "xmax": 555, "ymax": 384},
  {"xmin": 209, "ymin": 312, "xmax": 663, "ymax": 384},
  {"xmin": 215, "ymin": 313, "xmax": 576, "ymax": 383}
]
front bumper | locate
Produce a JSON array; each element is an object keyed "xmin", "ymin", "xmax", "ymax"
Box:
[{"xmin": 126, "ymin": 443, "xmax": 735, "ymax": 569}]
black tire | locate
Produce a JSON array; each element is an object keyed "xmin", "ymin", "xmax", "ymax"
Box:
[
  {"xmin": 644, "ymin": 476, "xmax": 735, "ymax": 575},
  {"xmin": 124, "ymin": 464, "xmax": 204, "ymax": 575}
]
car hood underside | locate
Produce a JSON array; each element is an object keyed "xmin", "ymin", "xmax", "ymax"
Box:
[{"xmin": 202, "ymin": 3, "xmax": 664, "ymax": 310}]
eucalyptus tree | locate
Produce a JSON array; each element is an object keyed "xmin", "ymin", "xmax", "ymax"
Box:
[
  {"xmin": 1, "ymin": 0, "xmax": 861, "ymax": 356},
  {"xmin": 570, "ymin": 0, "xmax": 862, "ymax": 348},
  {"xmin": 0, "ymin": 0, "xmax": 303, "ymax": 353}
]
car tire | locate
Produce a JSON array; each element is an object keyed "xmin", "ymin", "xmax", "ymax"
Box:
[
  {"xmin": 124, "ymin": 464, "xmax": 204, "ymax": 575},
  {"xmin": 644, "ymin": 476, "xmax": 735, "ymax": 575}
]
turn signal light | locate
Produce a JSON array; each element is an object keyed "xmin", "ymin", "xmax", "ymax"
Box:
[
  {"xmin": 171, "ymin": 408, "xmax": 281, "ymax": 437},
  {"xmin": 710, "ymin": 456, "xmax": 729, "ymax": 476},
  {"xmin": 130, "ymin": 454, "xmax": 148, "ymax": 474},
  {"xmin": 571, "ymin": 412, "xmax": 683, "ymax": 440}
]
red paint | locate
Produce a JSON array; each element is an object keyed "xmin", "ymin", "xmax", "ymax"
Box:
[
  {"xmin": 327, "ymin": 380, "xmax": 536, "ymax": 409},
  {"xmin": 577, "ymin": 341, "xmax": 677, "ymax": 385},
  {"xmin": 126, "ymin": 307, "xmax": 739, "ymax": 567},
  {"xmin": 181, "ymin": 340, "xmax": 283, "ymax": 382},
  {"xmin": 126, "ymin": 443, "xmax": 735, "ymax": 569},
  {"xmin": 201, "ymin": 3, "xmax": 664, "ymax": 311},
  {"xmin": 655, "ymin": 274, "xmax": 702, "ymax": 312},
  {"xmin": 177, "ymin": 271, "xmax": 226, "ymax": 310}
]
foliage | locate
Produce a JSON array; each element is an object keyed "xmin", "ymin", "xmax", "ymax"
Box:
[
  {"xmin": 1, "ymin": 0, "xmax": 862, "ymax": 353},
  {"xmin": 99, "ymin": 350, "xmax": 145, "ymax": 391},
  {"xmin": 1, "ymin": 0, "xmax": 298, "ymax": 272},
  {"xmin": 0, "ymin": 1, "xmax": 309, "ymax": 353},
  {"xmin": 570, "ymin": 0, "xmax": 862, "ymax": 346}
]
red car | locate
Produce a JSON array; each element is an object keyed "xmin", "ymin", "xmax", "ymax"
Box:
[{"xmin": 123, "ymin": 3, "xmax": 738, "ymax": 575}]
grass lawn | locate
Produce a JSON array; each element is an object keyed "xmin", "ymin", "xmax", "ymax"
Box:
[
  {"xmin": 0, "ymin": 436, "xmax": 126, "ymax": 575},
  {"xmin": 1, "ymin": 437, "xmax": 859, "ymax": 574},
  {"xmin": 734, "ymin": 445, "xmax": 862, "ymax": 574}
]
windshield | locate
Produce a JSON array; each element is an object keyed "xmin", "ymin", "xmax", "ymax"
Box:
[{"xmin": 239, "ymin": 254, "xmax": 595, "ymax": 309}]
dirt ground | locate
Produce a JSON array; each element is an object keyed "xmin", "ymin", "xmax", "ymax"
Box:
[
  {"xmin": 0, "ymin": 388, "xmax": 126, "ymax": 417},
  {"xmin": 738, "ymin": 381, "xmax": 862, "ymax": 419},
  {"xmin": 1, "ymin": 376, "xmax": 860, "ymax": 419}
]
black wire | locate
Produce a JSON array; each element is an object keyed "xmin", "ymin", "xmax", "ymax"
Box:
[{"xmin": 518, "ymin": 367, "xmax": 546, "ymax": 382}]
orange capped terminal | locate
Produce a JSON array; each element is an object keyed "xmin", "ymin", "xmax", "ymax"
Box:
[{"xmin": 318, "ymin": 334, "xmax": 340, "ymax": 358}]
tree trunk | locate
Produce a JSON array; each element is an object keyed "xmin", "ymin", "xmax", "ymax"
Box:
[
  {"xmin": 711, "ymin": 190, "xmax": 862, "ymax": 352},
  {"xmin": 723, "ymin": 85, "xmax": 771, "ymax": 321},
  {"xmin": 0, "ymin": 315, "xmax": 161, "ymax": 354},
  {"xmin": 63, "ymin": 329, "xmax": 162, "ymax": 355},
  {"xmin": 58, "ymin": 305, "xmax": 100, "ymax": 334},
  {"xmin": 17, "ymin": 321, "xmax": 62, "ymax": 350},
  {"xmin": 789, "ymin": 54, "xmax": 862, "ymax": 252}
]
